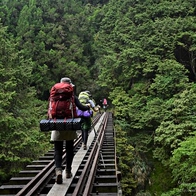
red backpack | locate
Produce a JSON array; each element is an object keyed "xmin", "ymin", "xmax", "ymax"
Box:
[{"xmin": 48, "ymin": 82, "xmax": 77, "ymax": 119}]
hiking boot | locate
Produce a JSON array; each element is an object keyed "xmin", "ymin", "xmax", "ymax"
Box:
[
  {"xmin": 82, "ymin": 143, "xmax": 87, "ymax": 150},
  {"xmin": 55, "ymin": 168, "xmax": 62, "ymax": 184},
  {"xmin": 83, "ymin": 145, "xmax": 87, "ymax": 150},
  {"xmin": 66, "ymin": 171, "xmax": 72, "ymax": 179}
]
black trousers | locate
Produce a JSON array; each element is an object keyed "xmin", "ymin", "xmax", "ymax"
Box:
[
  {"xmin": 54, "ymin": 140, "xmax": 73, "ymax": 172},
  {"xmin": 81, "ymin": 117, "xmax": 92, "ymax": 145}
]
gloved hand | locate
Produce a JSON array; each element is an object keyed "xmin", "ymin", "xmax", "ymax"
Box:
[
  {"xmin": 94, "ymin": 105, "xmax": 101, "ymax": 112},
  {"xmin": 86, "ymin": 103, "xmax": 91, "ymax": 108}
]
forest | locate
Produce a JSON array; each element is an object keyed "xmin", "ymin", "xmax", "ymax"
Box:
[{"xmin": 0, "ymin": 0, "xmax": 196, "ymax": 195}]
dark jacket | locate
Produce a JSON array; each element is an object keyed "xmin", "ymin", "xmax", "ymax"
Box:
[{"xmin": 75, "ymin": 96, "xmax": 90, "ymax": 111}]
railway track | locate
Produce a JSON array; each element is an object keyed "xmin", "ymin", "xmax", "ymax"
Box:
[{"xmin": 0, "ymin": 112, "xmax": 120, "ymax": 196}]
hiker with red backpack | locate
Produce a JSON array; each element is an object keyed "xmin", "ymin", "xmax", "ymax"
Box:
[
  {"xmin": 48, "ymin": 77, "xmax": 90, "ymax": 184},
  {"xmin": 102, "ymin": 98, "xmax": 108, "ymax": 111}
]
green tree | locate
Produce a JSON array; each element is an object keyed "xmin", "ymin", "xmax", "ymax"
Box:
[
  {"xmin": 0, "ymin": 23, "xmax": 49, "ymax": 182},
  {"xmin": 167, "ymin": 133, "xmax": 196, "ymax": 195}
]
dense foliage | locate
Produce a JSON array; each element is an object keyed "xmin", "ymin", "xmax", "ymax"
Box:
[
  {"xmin": 1, "ymin": 0, "xmax": 196, "ymax": 195},
  {"xmin": 0, "ymin": 22, "xmax": 50, "ymax": 181}
]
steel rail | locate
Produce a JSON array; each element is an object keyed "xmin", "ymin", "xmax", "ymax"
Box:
[
  {"xmin": 72, "ymin": 112, "xmax": 109, "ymax": 196},
  {"xmin": 12, "ymin": 113, "xmax": 102, "ymax": 196},
  {"xmin": 15, "ymin": 137, "xmax": 82, "ymax": 196},
  {"xmin": 83, "ymin": 112, "xmax": 109, "ymax": 196}
]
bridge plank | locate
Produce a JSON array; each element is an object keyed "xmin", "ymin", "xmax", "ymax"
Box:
[{"xmin": 47, "ymin": 114, "xmax": 105, "ymax": 196}]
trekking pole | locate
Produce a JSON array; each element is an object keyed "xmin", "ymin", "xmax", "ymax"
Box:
[
  {"xmin": 99, "ymin": 108, "xmax": 101, "ymax": 114},
  {"xmin": 93, "ymin": 119, "xmax": 108, "ymax": 145},
  {"xmin": 92, "ymin": 124, "xmax": 106, "ymax": 169}
]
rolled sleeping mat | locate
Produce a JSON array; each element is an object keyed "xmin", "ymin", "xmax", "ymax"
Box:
[{"xmin": 40, "ymin": 118, "xmax": 82, "ymax": 131}]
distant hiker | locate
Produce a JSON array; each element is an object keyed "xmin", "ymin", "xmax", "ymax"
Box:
[
  {"xmin": 48, "ymin": 77, "xmax": 90, "ymax": 184},
  {"xmin": 102, "ymin": 98, "xmax": 108, "ymax": 111}
]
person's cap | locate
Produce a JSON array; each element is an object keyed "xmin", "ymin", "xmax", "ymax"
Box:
[{"xmin": 60, "ymin": 77, "xmax": 75, "ymax": 87}]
